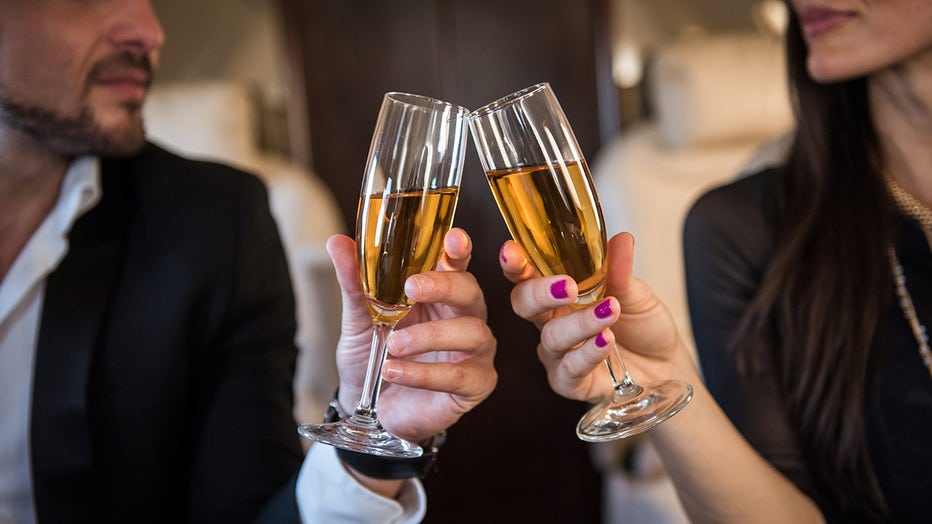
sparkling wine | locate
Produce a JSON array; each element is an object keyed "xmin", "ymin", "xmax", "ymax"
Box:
[
  {"xmin": 357, "ymin": 187, "xmax": 459, "ymax": 324},
  {"xmin": 487, "ymin": 159, "xmax": 606, "ymax": 303}
]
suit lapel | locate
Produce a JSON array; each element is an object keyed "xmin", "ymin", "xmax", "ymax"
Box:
[{"xmin": 30, "ymin": 157, "xmax": 133, "ymax": 522}]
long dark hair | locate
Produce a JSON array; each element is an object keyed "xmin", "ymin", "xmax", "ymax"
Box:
[{"xmin": 734, "ymin": 9, "xmax": 896, "ymax": 521}]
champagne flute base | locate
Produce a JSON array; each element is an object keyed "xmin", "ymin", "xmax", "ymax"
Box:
[
  {"xmin": 576, "ymin": 379, "xmax": 693, "ymax": 442},
  {"xmin": 298, "ymin": 420, "xmax": 424, "ymax": 458}
]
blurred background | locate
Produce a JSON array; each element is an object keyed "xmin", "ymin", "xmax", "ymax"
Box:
[{"xmin": 146, "ymin": 0, "xmax": 793, "ymax": 522}]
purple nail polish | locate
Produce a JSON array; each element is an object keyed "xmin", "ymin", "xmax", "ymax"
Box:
[
  {"xmin": 595, "ymin": 299, "xmax": 613, "ymax": 319},
  {"xmin": 550, "ymin": 279, "xmax": 568, "ymax": 299},
  {"xmin": 595, "ymin": 333, "xmax": 608, "ymax": 348},
  {"xmin": 500, "ymin": 245, "xmax": 508, "ymax": 263}
]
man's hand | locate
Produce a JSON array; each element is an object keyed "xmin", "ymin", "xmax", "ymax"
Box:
[{"xmin": 327, "ymin": 228, "xmax": 497, "ymax": 444}]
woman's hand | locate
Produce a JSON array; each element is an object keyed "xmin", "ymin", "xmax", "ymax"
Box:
[{"xmin": 502, "ymin": 232, "xmax": 692, "ymax": 403}]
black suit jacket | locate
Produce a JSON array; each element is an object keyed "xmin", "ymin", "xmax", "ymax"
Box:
[{"xmin": 29, "ymin": 144, "xmax": 304, "ymax": 523}]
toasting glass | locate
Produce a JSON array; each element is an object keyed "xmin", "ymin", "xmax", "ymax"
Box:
[
  {"xmin": 468, "ymin": 83, "xmax": 693, "ymax": 441},
  {"xmin": 298, "ymin": 92, "xmax": 469, "ymax": 457}
]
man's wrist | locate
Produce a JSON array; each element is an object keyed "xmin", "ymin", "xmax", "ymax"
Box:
[
  {"xmin": 335, "ymin": 431, "xmax": 445, "ymax": 479},
  {"xmin": 324, "ymin": 389, "xmax": 445, "ymax": 479}
]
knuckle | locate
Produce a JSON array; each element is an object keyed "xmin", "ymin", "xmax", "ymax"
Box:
[
  {"xmin": 485, "ymin": 368, "xmax": 499, "ymax": 391},
  {"xmin": 509, "ymin": 281, "xmax": 536, "ymax": 319},
  {"xmin": 437, "ymin": 271, "xmax": 458, "ymax": 297},
  {"xmin": 509, "ymin": 287, "xmax": 525, "ymax": 317},
  {"xmin": 458, "ymin": 272, "xmax": 483, "ymax": 305},
  {"xmin": 445, "ymin": 316, "xmax": 489, "ymax": 353},
  {"xmin": 423, "ymin": 323, "xmax": 446, "ymax": 349},
  {"xmin": 450, "ymin": 364, "xmax": 470, "ymax": 389},
  {"xmin": 539, "ymin": 323, "xmax": 562, "ymax": 352},
  {"xmin": 463, "ymin": 316, "xmax": 490, "ymax": 343},
  {"xmin": 560, "ymin": 353, "xmax": 586, "ymax": 379},
  {"xmin": 573, "ymin": 306, "xmax": 598, "ymax": 334},
  {"xmin": 486, "ymin": 332, "xmax": 498, "ymax": 358}
]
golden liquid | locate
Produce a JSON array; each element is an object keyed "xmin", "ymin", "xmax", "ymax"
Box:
[
  {"xmin": 487, "ymin": 160, "xmax": 606, "ymax": 303},
  {"xmin": 357, "ymin": 187, "xmax": 459, "ymax": 324}
]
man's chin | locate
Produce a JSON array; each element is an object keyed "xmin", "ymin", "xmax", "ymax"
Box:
[
  {"xmin": 43, "ymin": 125, "xmax": 146, "ymax": 158},
  {"xmin": 0, "ymin": 95, "xmax": 147, "ymax": 157},
  {"xmin": 94, "ymin": 127, "xmax": 147, "ymax": 157},
  {"xmin": 89, "ymin": 111, "xmax": 147, "ymax": 156}
]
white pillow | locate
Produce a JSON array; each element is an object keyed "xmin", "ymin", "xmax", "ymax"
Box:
[
  {"xmin": 649, "ymin": 33, "xmax": 793, "ymax": 150},
  {"xmin": 143, "ymin": 80, "xmax": 261, "ymax": 168}
]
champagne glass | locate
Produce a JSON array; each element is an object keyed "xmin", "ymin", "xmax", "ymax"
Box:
[
  {"xmin": 468, "ymin": 83, "xmax": 693, "ymax": 441},
  {"xmin": 298, "ymin": 92, "xmax": 469, "ymax": 457}
]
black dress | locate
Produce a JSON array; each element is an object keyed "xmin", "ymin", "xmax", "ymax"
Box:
[{"xmin": 683, "ymin": 168, "xmax": 932, "ymax": 522}]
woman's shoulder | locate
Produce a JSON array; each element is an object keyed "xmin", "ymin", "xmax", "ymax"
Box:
[
  {"xmin": 683, "ymin": 167, "xmax": 777, "ymax": 289},
  {"xmin": 685, "ymin": 168, "xmax": 776, "ymax": 244},
  {"xmin": 689, "ymin": 168, "xmax": 774, "ymax": 225}
]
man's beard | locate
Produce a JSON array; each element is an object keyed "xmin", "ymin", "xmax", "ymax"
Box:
[{"xmin": 0, "ymin": 52, "xmax": 151, "ymax": 157}]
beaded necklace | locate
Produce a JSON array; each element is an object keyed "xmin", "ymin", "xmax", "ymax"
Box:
[{"xmin": 883, "ymin": 172, "xmax": 932, "ymax": 379}]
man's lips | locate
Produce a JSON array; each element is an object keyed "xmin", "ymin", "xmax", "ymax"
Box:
[
  {"xmin": 93, "ymin": 71, "xmax": 150, "ymax": 98},
  {"xmin": 88, "ymin": 51, "xmax": 153, "ymax": 102},
  {"xmin": 798, "ymin": 7, "xmax": 856, "ymax": 37}
]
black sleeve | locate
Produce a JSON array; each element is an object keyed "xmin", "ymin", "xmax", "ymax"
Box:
[
  {"xmin": 184, "ymin": 173, "xmax": 303, "ymax": 523},
  {"xmin": 683, "ymin": 170, "xmax": 836, "ymax": 514}
]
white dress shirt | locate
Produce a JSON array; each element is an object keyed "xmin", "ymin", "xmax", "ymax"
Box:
[
  {"xmin": 0, "ymin": 156, "xmax": 100, "ymax": 524},
  {"xmin": 0, "ymin": 156, "xmax": 425, "ymax": 523}
]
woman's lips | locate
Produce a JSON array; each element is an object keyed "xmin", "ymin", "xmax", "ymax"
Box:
[{"xmin": 798, "ymin": 7, "xmax": 856, "ymax": 37}]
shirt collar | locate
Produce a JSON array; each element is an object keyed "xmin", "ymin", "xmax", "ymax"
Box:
[
  {"xmin": 0, "ymin": 156, "xmax": 102, "ymax": 325},
  {"xmin": 55, "ymin": 156, "xmax": 102, "ymax": 236}
]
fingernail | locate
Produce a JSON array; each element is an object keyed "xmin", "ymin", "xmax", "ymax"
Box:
[
  {"xmin": 595, "ymin": 299, "xmax": 613, "ymax": 319},
  {"xmin": 405, "ymin": 274, "xmax": 434, "ymax": 297},
  {"xmin": 500, "ymin": 245, "xmax": 508, "ymax": 263},
  {"xmin": 383, "ymin": 360, "xmax": 402, "ymax": 380},
  {"xmin": 595, "ymin": 332, "xmax": 608, "ymax": 348},
  {"xmin": 389, "ymin": 330, "xmax": 412, "ymax": 355},
  {"xmin": 550, "ymin": 279, "xmax": 568, "ymax": 299}
]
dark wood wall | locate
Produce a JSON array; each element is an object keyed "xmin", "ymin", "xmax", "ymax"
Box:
[{"xmin": 278, "ymin": 1, "xmax": 618, "ymax": 521}]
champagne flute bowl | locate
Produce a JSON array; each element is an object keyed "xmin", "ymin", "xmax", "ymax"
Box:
[
  {"xmin": 298, "ymin": 92, "xmax": 469, "ymax": 457},
  {"xmin": 468, "ymin": 83, "xmax": 693, "ymax": 441}
]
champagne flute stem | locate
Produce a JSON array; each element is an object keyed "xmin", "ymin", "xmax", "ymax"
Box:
[
  {"xmin": 350, "ymin": 322, "xmax": 393, "ymax": 426},
  {"xmin": 603, "ymin": 344, "xmax": 643, "ymax": 401}
]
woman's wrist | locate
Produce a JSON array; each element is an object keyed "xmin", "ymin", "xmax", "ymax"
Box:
[{"xmin": 668, "ymin": 338, "xmax": 703, "ymax": 383}]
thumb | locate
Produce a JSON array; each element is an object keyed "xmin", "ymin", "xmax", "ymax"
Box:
[
  {"xmin": 604, "ymin": 232, "xmax": 634, "ymax": 297},
  {"xmin": 604, "ymin": 232, "xmax": 680, "ymax": 356},
  {"xmin": 326, "ymin": 234, "xmax": 372, "ymax": 336}
]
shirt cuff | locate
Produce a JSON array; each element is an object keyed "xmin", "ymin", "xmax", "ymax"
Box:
[{"xmin": 296, "ymin": 443, "xmax": 426, "ymax": 523}]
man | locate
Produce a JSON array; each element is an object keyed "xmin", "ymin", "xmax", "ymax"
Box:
[{"xmin": 0, "ymin": 1, "xmax": 497, "ymax": 522}]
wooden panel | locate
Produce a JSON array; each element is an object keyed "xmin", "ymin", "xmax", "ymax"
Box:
[
  {"xmin": 279, "ymin": 0, "xmax": 444, "ymax": 231},
  {"xmin": 278, "ymin": 1, "xmax": 616, "ymax": 521}
]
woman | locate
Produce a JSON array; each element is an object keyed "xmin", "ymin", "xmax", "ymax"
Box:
[{"xmin": 501, "ymin": 1, "xmax": 932, "ymax": 521}]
